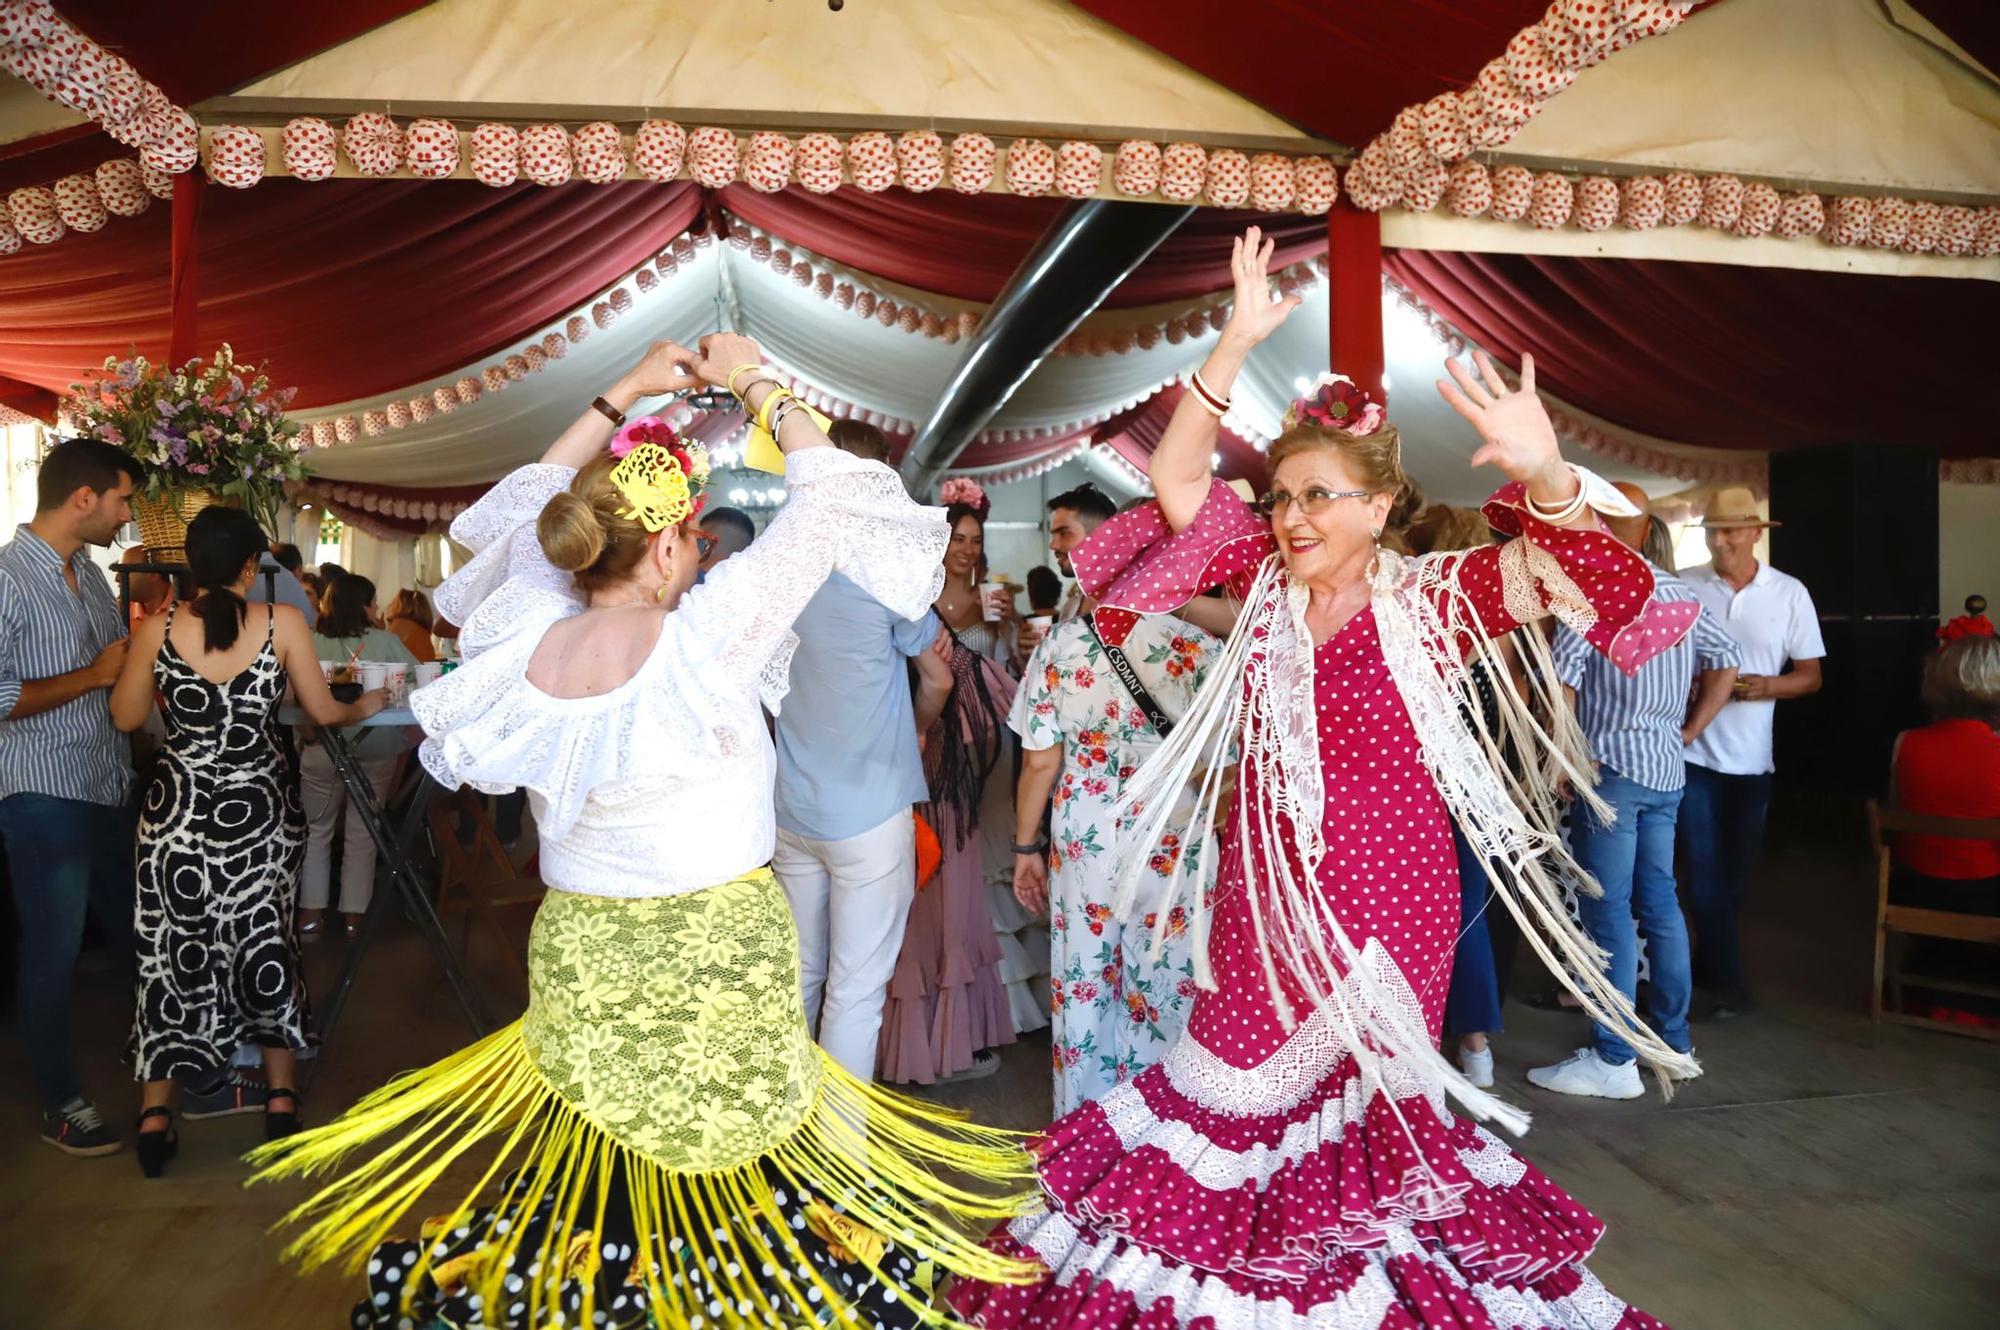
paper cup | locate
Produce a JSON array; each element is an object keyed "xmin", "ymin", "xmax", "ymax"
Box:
[
  {"xmin": 980, "ymin": 580, "xmax": 1007, "ymax": 623},
  {"xmin": 382, "ymin": 663, "xmax": 410, "ymax": 705},
  {"xmin": 357, "ymin": 661, "xmax": 390, "ymax": 693},
  {"xmin": 414, "ymin": 661, "xmax": 444, "ymax": 689}
]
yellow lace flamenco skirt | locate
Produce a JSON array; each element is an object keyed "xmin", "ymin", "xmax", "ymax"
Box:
[{"xmin": 247, "ymin": 870, "xmax": 1039, "ymax": 1329}]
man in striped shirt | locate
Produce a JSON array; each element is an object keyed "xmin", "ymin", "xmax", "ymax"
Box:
[
  {"xmin": 1529, "ymin": 484, "xmax": 1742, "ymax": 1100},
  {"xmin": 0, "ymin": 437, "xmax": 142, "ymax": 1156}
]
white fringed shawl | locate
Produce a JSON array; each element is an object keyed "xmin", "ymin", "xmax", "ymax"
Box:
[{"xmin": 1111, "ymin": 540, "xmax": 1701, "ymax": 1139}]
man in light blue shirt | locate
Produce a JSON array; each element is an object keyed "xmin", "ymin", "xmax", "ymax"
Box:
[
  {"xmin": 771, "ymin": 422, "xmax": 942, "ymax": 1080},
  {"xmin": 1530, "ymin": 483, "xmax": 1740, "ymax": 1101}
]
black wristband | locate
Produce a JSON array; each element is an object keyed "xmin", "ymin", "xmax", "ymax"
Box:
[
  {"xmin": 590, "ymin": 396, "xmax": 626, "ymax": 427},
  {"xmin": 1011, "ymin": 840, "xmax": 1048, "ymax": 856}
]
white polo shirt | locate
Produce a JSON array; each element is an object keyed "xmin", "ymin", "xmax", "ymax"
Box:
[{"xmin": 1682, "ymin": 560, "xmax": 1825, "ymax": 776}]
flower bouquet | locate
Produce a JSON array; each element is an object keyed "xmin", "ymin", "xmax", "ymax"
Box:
[{"xmin": 65, "ymin": 345, "xmax": 305, "ymax": 551}]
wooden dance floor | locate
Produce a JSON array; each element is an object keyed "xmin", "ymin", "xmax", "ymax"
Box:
[{"xmin": 1, "ymin": 794, "xmax": 1994, "ymax": 1328}]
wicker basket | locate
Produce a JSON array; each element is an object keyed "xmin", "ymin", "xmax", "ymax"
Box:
[{"xmin": 131, "ymin": 490, "xmax": 220, "ymax": 559}]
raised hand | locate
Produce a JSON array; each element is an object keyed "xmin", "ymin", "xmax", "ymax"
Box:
[
  {"xmin": 691, "ymin": 332, "xmax": 764, "ymax": 390},
  {"xmin": 1435, "ymin": 350, "xmax": 1565, "ymax": 486},
  {"xmin": 1220, "ymin": 225, "xmax": 1302, "ymax": 349},
  {"xmin": 620, "ymin": 340, "xmax": 702, "ymax": 399}
]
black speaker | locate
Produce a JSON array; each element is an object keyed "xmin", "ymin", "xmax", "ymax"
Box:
[{"xmin": 1767, "ymin": 443, "xmax": 1939, "ymax": 796}]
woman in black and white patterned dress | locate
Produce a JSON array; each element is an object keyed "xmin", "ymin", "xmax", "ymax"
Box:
[{"xmin": 112, "ymin": 505, "xmax": 384, "ymax": 1177}]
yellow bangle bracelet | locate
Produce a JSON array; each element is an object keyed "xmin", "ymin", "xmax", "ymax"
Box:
[
  {"xmin": 755, "ymin": 386, "xmax": 794, "ymax": 436},
  {"xmin": 726, "ymin": 363, "xmax": 767, "ymax": 398}
]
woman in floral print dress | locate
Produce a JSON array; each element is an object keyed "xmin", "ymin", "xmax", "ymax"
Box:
[{"xmin": 1009, "ymin": 612, "xmax": 1221, "ymax": 1114}]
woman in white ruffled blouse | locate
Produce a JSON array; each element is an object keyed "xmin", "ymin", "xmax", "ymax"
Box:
[{"xmin": 250, "ymin": 334, "xmax": 1035, "ymax": 1330}]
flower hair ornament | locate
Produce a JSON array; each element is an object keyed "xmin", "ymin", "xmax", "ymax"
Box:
[
  {"xmin": 1284, "ymin": 371, "xmax": 1387, "ymax": 437},
  {"xmin": 938, "ymin": 476, "xmax": 990, "ymax": 517},
  {"xmin": 607, "ymin": 416, "xmax": 711, "ymax": 531}
]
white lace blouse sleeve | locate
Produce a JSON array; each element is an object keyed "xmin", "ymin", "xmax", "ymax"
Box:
[
  {"xmin": 672, "ymin": 447, "xmax": 949, "ymax": 710},
  {"xmin": 431, "ymin": 462, "xmax": 583, "ymax": 659}
]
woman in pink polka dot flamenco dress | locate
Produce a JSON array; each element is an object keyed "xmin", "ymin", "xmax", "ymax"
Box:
[{"xmin": 950, "ymin": 229, "xmax": 1702, "ymax": 1330}]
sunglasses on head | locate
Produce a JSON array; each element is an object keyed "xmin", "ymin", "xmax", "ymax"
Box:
[{"xmin": 1254, "ymin": 485, "xmax": 1371, "ymax": 519}]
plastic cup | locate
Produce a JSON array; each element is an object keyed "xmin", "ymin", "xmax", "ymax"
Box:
[
  {"xmin": 980, "ymin": 580, "xmax": 1007, "ymax": 623},
  {"xmin": 357, "ymin": 661, "xmax": 390, "ymax": 694},
  {"xmin": 414, "ymin": 661, "xmax": 444, "ymax": 689},
  {"xmin": 381, "ymin": 663, "xmax": 410, "ymax": 705},
  {"xmin": 319, "ymin": 660, "xmax": 341, "ymax": 685}
]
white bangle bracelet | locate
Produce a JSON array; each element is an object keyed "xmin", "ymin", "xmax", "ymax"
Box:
[{"xmin": 1525, "ymin": 467, "xmax": 1588, "ymax": 524}]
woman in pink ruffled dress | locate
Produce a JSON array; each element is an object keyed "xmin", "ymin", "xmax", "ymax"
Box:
[{"xmin": 952, "ymin": 229, "xmax": 1700, "ymax": 1329}]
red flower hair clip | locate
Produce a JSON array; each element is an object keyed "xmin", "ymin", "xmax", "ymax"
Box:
[{"xmin": 1284, "ymin": 372, "xmax": 1386, "ymax": 437}]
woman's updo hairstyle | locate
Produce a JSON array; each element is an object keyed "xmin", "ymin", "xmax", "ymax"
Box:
[
  {"xmin": 1266, "ymin": 420, "xmax": 1417, "ymax": 553},
  {"xmin": 537, "ymin": 452, "xmax": 660, "ymax": 594},
  {"xmin": 184, "ymin": 504, "xmax": 270, "ymax": 652}
]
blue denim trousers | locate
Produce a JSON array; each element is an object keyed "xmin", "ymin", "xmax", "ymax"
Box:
[
  {"xmin": 0, "ymin": 792, "xmax": 136, "ymax": 1111},
  {"xmin": 1570, "ymin": 769, "xmax": 1691, "ymax": 1064},
  {"xmin": 1443, "ymin": 823, "xmax": 1507, "ymax": 1040},
  {"xmin": 1677, "ymin": 761, "xmax": 1773, "ymax": 1004}
]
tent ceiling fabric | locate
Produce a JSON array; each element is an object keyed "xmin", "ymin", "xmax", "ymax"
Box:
[
  {"xmin": 0, "ymin": 0, "xmax": 430, "ymax": 186},
  {"xmin": 1072, "ymin": 0, "xmax": 1552, "ymax": 147},
  {"xmin": 0, "ymin": 180, "xmax": 700, "ymax": 411},
  {"xmin": 222, "ymin": 0, "xmax": 1319, "ymax": 149},
  {"xmin": 716, "ymin": 186, "xmax": 1329, "ymax": 309},
  {"xmin": 1504, "ymin": 0, "xmax": 2000, "ymax": 201},
  {"xmin": 297, "ymin": 234, "xmax": 1721, "ymax": 505},
  {"xmin": 1386, "ymin": 248, "xmax": 2000, "ymax": 459}
]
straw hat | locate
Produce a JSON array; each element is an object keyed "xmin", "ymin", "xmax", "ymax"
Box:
[{"xmin": 1696, "ymin": 485, "xmax": 1778, "ymax": 528}]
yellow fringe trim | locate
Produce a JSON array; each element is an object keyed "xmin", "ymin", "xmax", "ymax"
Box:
[{"xmin": 245, "ymin": 1020, "xmax": 1040, "ymax": 1328}]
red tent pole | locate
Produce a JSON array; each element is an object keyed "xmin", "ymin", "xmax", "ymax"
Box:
[
  {"xmin": 1325, "ymin": 203, "xmax": 1384, "ymax": 398},
  {"xmin": 168, "ymin": 171, "xmax": 206, "ymax": 365}
]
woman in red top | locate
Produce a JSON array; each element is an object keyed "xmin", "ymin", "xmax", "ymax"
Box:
[{"xmin": 1892, "ymin": 635, "xmax": 2000, "ymax": 897}]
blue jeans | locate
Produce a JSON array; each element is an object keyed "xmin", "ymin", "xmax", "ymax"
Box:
[
  {"xmin": 1571, "ymin": 769, "xmax": 1691, "ymax": 1064},
  {"xmin": 0, "ymin": 792, "xmax": 136, "ymax": 1111},
  {"xmin": 1443, "ymin": 824, "xmax": 1506, "ymax": 1039},
  {"xmin": 1677, "ymin": 762, "xmax": 1772, "ymax": 1004}
]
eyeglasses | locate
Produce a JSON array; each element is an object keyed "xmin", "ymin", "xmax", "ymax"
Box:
[
  {"xmin": 1255, "ymin": 486, "xmax": 1371, "ymax": 518},
  {"xmin": 692, "ymin": 532, "xmax": 718, "ymax": 562}
]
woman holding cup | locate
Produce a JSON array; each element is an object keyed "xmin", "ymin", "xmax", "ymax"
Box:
[{"xmin": 300, "ymin": 572, "xmax": 418, "ymax": 939}]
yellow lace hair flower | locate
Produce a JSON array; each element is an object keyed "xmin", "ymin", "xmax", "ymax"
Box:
[{"xmin": 609, "ymin": 441, "xmax": 697, "ymax": 532}]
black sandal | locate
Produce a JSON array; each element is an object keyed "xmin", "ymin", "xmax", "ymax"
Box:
[
  {"xmin": 136, "ymin": 1106, "xmax": 178, "ymax": 1179},
  {"xmin": 264, "ymin": 1087, "xmax": 303, "ymax": 1141}
]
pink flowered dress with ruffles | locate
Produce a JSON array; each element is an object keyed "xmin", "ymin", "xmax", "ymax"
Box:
[{"xmin": 951, "ymin": 481, "xmax": 1682, "ymax": 1330}]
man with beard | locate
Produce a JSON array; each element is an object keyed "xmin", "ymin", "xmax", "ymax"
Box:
[{"xmin": 0, "ymin": 439, "xmax": 141, "ymax": 1156}]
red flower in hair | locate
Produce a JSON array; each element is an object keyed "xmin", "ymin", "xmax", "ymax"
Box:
[
  {"xmin": 1937, "ymin": 614, "xmax": 1995, "ymax": 644},
  {"xmin": 1285, "ymin": 372, "xmax": 1386, "ymax": 436}
]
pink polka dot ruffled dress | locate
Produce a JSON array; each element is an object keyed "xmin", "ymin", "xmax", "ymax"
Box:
[{"xmin": 951, "ymin": 483, "xmax": 1679, "ymax": 1330}]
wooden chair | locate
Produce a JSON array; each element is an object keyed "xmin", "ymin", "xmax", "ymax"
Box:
[
  {"xmin": 1866, "ymin": 800, "xmax": 2000, "ymax": 1041},
  {"xmin": 427, "ymin": 788, "xmax": 545, "ymax": 979}
]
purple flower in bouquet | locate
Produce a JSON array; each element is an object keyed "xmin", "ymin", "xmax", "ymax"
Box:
[
  {"xmin": 186, "ymin": 462, "xmax": 211, "ymax": 475},
  {"xmin": 95, "ymin": 423, "xmax": 124, "ymax": 445},
  {"xmin": 110, "ymin": 360, "xmax": 140, "ymax": 391}
]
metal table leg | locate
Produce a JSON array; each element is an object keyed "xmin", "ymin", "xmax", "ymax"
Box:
[{"xmin": 311, "ymin": 727, "xmax": 492, "ymax": 1046}]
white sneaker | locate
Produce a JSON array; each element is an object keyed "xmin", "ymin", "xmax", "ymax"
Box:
[
  {"xmin": 1526, "ymin": 1047, "xmax": 1644, "ymax": 1100},
  {"xmin": 1459, "ymin": 1046, "xmax": 1495, "ymax": 1089}
]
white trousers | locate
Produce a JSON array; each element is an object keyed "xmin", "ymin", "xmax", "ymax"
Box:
[
  {"xmin": 298, "ymin": 743, "xmax": 399, "ymax": 916},
  {"xmin": 772, "ymin": 808, "xmax": 917, "ymax": 1082}
]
